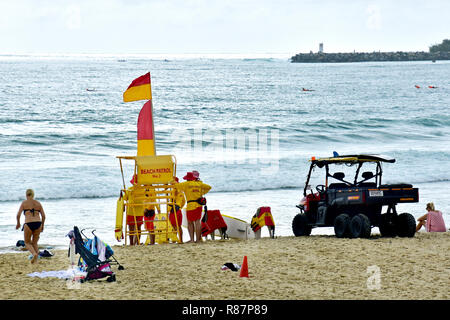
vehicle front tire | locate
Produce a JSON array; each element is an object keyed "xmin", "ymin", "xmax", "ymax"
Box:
[
  {"xmin": 396, "ymin": 213, "xmax": 416, "ymax": 237},
  {"xmin": 334, "ymin": 214, "xmax": 351, "ymax": 238},
  {"xmin": 349, "ymin": 214, "xmax": 371, "ymax": 238},
  {"xmin": 292, "ymin": 213, "xmax": 312, "ymax": 236}
]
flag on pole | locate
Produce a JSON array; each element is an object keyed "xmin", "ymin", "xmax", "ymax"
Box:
[
  {"xmin": 137, "ymin": 100, "xmax": 156, "ymax": 156},
  {"xmin": 123, "ymin": 72, "xmax": 152, "ymax": 102}
]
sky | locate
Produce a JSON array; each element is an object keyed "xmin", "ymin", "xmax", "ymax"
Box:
[{"xmin": 0, "ymin": 0, "xmax": 449, "ymax": 56}]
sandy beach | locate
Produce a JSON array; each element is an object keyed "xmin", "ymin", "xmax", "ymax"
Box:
[{"xmin": 0, "ymin": 232, "xmax": 448, "ymax": 300}]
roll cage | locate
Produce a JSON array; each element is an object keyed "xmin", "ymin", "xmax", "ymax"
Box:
[{"xmin": 303, "ymin": 154, "xmax": 396, "ymax": 197}]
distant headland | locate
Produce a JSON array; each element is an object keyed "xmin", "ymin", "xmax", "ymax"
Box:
[{"xmin": 291, "ymin": 39, "xmax": 450, "ymax": 63}]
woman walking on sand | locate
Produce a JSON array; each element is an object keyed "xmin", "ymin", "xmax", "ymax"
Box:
[{"xmin": 16, "ymin": 189, "xmax": 46, "ymax": 263}]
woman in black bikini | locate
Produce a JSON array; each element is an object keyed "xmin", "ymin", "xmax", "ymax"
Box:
[{"xmin": 16, "ymin": 189, "xmax": 46, "ymax": 264}]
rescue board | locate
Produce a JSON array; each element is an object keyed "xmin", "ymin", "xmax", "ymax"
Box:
[
  {"xmin": 181, "ymin": 210, "xmax": 255, "ymax": 240},
  {"xmin": 115, "ymin": 196, "xmax": 125, "ymax": 241},
  {"xmin": 218, "ymin": 214, "xmax": 256, "ymax": 240}
]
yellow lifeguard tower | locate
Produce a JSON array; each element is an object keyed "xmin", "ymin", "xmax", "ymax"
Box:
[
  {"xmin": 116, "ymin": 72, "xmax": 182, "ymax": 245},
  {"xmin": 115, "ymin": 155, "xmax": 181, "ymax": 245}
]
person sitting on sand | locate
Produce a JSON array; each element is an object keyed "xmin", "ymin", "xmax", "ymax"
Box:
[
  {"xmin": 15, "ymin": 189, "xmax": 46, "ymax": 263},
  {"xmin": 416, "ymin": 202, "xmax": 447, "ymax": 232},
  {"xmin": 177, "ymin": 172, "xmax": 211, "ymax": 243}
]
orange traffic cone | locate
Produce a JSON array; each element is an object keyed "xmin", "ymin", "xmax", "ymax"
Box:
[{"xmin": 240, "ymin": 256, "xmax": 249, "ymax": 278}]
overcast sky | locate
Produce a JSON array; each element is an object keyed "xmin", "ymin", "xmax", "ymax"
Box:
[{"xmin": 0, "ymin": 0, "xmax": 448, "ymax": 56}]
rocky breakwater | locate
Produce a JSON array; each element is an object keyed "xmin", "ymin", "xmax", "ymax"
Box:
[{"xmin": 291, "ymin": 51, "xmax": 450, "ymax": 63}]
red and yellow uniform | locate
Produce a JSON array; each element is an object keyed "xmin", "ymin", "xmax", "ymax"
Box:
[
  {"xmin": 143, "ymin": 189, "xmax": 159, "ymax": 231},
  {"xmin": 177, "ymin": 180, "xmax": 211, "ymax": 222},
  {"xmin": 169, "ymin": 184, "xmax": 186, "ymax": 229},
  {"xmin": 124, "ymin": 185, "xmax": 143, "ymax": 227},
  {"xmin": 125, "ymin": 185, "xmax": 159, "ymax": 230}
]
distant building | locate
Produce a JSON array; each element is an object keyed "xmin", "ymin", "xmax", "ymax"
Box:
[{"xmin": 319, "ymin": 43, "xmax": 324, "ymax": 53}]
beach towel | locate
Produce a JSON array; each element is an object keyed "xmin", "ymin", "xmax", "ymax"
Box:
[
  {"xmin": 27, "ymin": 269, "xmax": 86, "ymax": 280},
  {"xmin": 425, "ymin": 211, "xmax": 447, "ymax": 232}
]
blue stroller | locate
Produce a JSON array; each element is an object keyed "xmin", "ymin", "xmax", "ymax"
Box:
[{"xmin": 69, "ymin": 226, "xmax": 124, "ymax": 282}]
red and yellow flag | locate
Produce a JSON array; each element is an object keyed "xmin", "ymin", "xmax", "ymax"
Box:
[
  {"xmin": 137, "ymin": 100, "xmax": 156, "ymax": 156},
  {"xmin": 123, "ymin": 72, "xmax": 152, "ymax": 102}
]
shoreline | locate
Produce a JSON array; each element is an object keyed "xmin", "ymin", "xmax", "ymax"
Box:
[
  {"xmin": 2, "ymin": 181, "xmax": 449, "ymax": 253},
  {"xmin": 1, "ymin": 232, "xmax": 448, "ymax": 300}
]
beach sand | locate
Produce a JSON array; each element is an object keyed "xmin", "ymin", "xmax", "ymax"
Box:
[{"xmin": 0, "ymin": 232, "xmax": 449, "ymax": 300}]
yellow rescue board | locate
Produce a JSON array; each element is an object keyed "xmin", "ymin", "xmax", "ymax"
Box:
[{"xmin": 115, "ymin": 196, "xmax": 125, "ymax": 241}]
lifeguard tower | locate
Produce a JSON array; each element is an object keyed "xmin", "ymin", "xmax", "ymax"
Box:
[
  {"xmin": 115, "ymin": 72, "xmax": 182, "ymax": 245},
  {"xmin": 115, "ymin": 155, "xmax": 181, "ymax": 245}
]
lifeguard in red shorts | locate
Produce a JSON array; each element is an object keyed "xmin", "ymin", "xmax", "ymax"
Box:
[
  {"xmin": 125, "ymin": 180, "xmax": 159, "ymax": 245},
  {"xmin": 177, "ymin": 171, "xmax": 211, "ymax": 243},
  {"xmin": 169, "ymin": 177, "xmax": 186, "ymax": 243},
  {"xmin": 143, "ymin": 188, "xmax": 159, "ymax": 245}
]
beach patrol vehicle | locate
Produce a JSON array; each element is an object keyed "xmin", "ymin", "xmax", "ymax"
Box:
[{"xmin": 292, "ymin": 154, "xmax": 419, "ymax": 238}]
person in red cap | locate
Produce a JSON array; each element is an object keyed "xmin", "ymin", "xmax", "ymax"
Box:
[{"xmin": 177, "ymin": 171, "xmax": 211, "ymax": 243}]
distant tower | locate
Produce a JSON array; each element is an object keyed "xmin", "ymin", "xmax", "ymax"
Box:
[{"xmin": 319, "ymin": 43, "xmax": 324, "ymax": 53}]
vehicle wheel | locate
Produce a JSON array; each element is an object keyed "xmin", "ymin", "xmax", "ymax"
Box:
[
  {"xmin": 349, "ymin": 214, "xmax": 371, "ymax": 238},
  {"xmin": 334, "ymin": 214, "xmax": 351, "ymax": 238},
  {"xmin": 378, "ymin": 214, "xmax": 397, "ymax": 237},
  {"xmin": 396, "ymin": 213, "xmax": 416, "ymax": 237},
  {"xmin": 292, "ymin": 213, "xmax": 312, "ymax": 236}
]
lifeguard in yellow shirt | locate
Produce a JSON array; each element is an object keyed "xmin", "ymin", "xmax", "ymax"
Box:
[
  {"xmin": 169, "ymin": 177, "xmax": 186, "ymax": 243},
  {"xmin": 177, "ymin": 171, "xmax": 211, "ymax": 243}
]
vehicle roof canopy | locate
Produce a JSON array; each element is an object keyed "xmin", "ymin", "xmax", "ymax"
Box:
[{"xmin": 311, "ymin": 154, "xmax": 395, "ymax": 166}]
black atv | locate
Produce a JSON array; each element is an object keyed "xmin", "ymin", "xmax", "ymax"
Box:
[{"xmin": 292, "ymin": 154, "xmax": 418, "ymax": 238}]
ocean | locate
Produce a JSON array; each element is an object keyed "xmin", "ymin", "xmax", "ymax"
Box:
[{"xmin": 1, "ymin": 54, "xmax": 449, "ymax": 253}]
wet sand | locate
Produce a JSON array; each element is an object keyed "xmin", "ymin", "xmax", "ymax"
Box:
[{"xmin": 0, "ymin": 232, "xmax": 448, "ymax": 300}]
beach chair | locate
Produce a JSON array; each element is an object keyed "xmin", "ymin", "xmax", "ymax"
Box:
[{"xmin": 71, "ymin": 226, "xmax": 124, "ymax": 282}]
